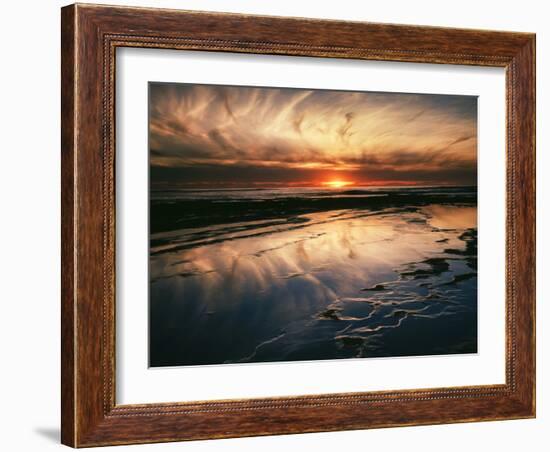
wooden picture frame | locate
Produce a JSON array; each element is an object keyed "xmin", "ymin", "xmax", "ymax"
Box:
[{"xmin": 61, "ymin": 3, "xmax": 535, "ymax": 447}]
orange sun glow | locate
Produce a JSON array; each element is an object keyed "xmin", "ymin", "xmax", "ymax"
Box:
[{"xmin": 322, "ymin": 180, "xmax": 354, "ymax": 189}]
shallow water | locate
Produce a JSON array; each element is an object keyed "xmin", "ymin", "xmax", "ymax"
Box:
[{"xmin": 149, "ymin": 198, "xmax": 477, "ymax": 367}]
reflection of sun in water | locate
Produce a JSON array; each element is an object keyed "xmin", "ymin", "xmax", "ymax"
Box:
[{"xmin": 322, "ymin": 180, "xmax": 354, "ymax": 189}]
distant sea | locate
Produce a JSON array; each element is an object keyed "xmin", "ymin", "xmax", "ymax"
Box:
[
  {"xmin": 149, "ymin": 186, "xmax": 478, "ymax": 367},
  {"xmin": 150, "ymin": 185, "xmax": 475, "ymax": 201}
]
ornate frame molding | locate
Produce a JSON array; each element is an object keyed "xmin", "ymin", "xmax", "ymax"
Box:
[{"xmin": 62, "ymin": 4, "xmax": 535, "ymax": 447}]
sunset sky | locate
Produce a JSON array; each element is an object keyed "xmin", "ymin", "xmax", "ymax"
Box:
[{"xmin": 149, "ymin": 82, "xmax": 477, "ymax": 188}]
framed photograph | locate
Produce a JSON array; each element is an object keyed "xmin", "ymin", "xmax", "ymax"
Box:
[{"xmin": 61, "ymin": 3, "xmax": 535, "ymax": 447}]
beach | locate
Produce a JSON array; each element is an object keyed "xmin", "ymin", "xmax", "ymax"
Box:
[{"xmin": 149, "ymin": 186, "xmax": 478, "ymax": 367}]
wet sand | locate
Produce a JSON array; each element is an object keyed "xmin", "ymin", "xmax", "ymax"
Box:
[{"xmin": 149, "ymin": 188, "xmax": 477, "ymax": 367}]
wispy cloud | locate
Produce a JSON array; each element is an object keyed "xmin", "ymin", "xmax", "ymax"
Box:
[{"xmin": 149, "ymin": 83, "xmax": 477, "ymax": 187}]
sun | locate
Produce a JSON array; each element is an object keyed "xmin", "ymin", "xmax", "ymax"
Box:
[{"xmin": 322, "ymin": 180, "xmax": 354, "ymax": 189}]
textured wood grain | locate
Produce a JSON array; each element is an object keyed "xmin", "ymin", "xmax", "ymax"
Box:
[
  {"xmin": 61, "ymin": 5, "xmax": 76, "ymax": 446},
  {"xmin": 61, "ymin": 3, "xmax": 536, "ymax": 447}
]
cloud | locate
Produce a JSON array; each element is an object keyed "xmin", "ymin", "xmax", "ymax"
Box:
[
  {"xmin": 292, "ymin": 114, "xmax": 304, "ymax": 135},
  {"xmin": 149, "ymin": 83, "xmax": 477, "ymax": 186},
  {"xmin": 448, "ymin": 134, "xmax": 475, "ymax": 147}
]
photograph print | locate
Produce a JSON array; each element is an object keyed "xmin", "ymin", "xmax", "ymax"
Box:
[{"xmin": 148, "ymin": 82, "xmax": 478, "ymax": 367}]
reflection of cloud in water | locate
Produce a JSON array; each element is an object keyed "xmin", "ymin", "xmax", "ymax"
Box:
[
  {"xmin": 424, "ymin": 205, "xmax": 476, "ymax": 229},
  {"xmin": 150, "ymin": 204, "xmax": 477, "ymax": 366}
]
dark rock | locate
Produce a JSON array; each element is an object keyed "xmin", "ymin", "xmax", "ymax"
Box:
[{"xmin": 361, "ymin": 283, "xmax": 387, "ymax": 291}]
